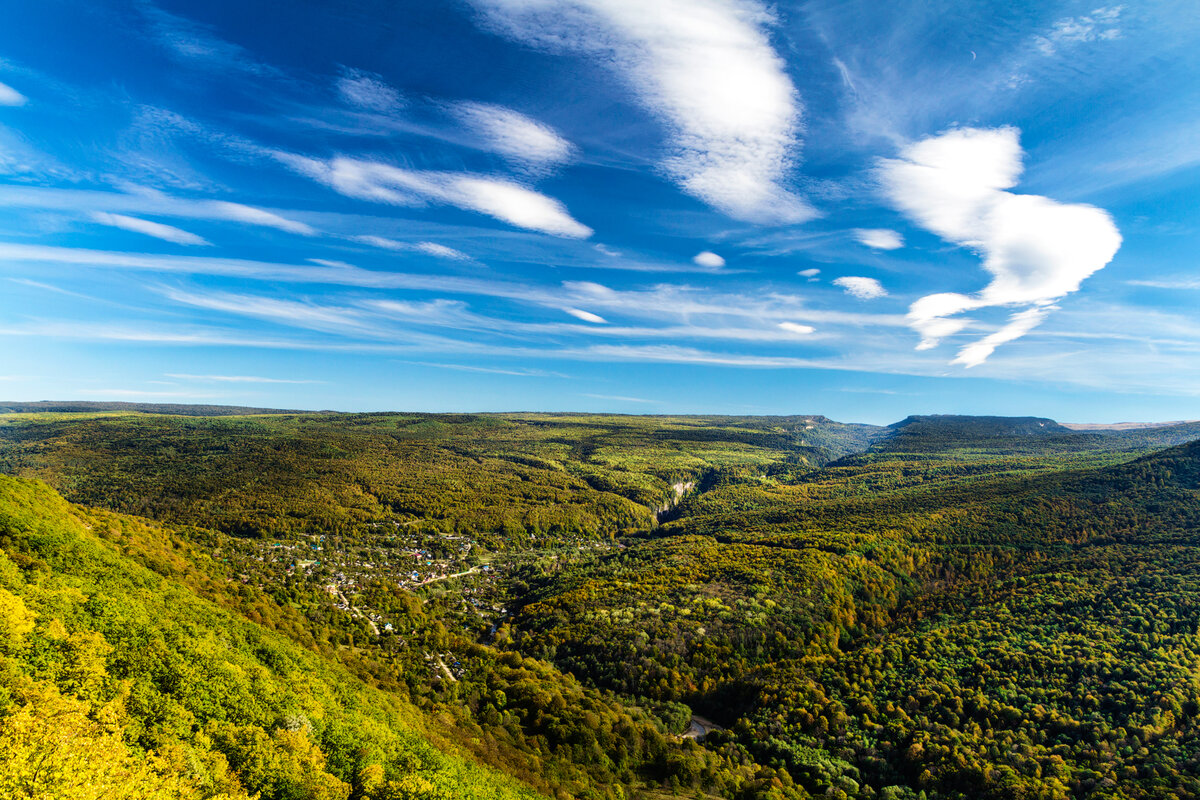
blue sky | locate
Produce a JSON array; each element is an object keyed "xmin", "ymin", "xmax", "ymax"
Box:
[{"xmin": 0, "ymin": 0, "xmax": 1198, "ymax": 423}]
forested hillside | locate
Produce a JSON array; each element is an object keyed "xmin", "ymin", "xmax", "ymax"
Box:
[
  {"xmin": 0, "ymin": 474, "xmax": 539, "ymax": 800},
  {"xmin": 1, "ymin": 407, "xmax": 1198, "ymax": 799}
]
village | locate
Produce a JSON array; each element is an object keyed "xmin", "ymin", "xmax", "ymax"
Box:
[{"xmin": 212, "ymin": 516, "xmax": 620, "ymax": 676}]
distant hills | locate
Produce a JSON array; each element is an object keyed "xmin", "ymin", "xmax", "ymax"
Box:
[
  {"xmin": 866, "ymin": 413, "xmax": 1200, "ymax": 457},
  {"xmin": 0, "ymin": 401, "xmax": 1194, "ymax": 437},
  {"xmin": 889, "ymin": 413, "xmax": 1071, "ymax": 436},
  {"xmin": 0, "ymin": 400, "xmax": 312, "ymax": 416},
  {"xmin": 1062, "ymin": 419, "xmax": 1200, "ymax": 431}
]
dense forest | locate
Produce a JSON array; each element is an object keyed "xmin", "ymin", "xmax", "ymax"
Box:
[{"xmin": 1, "ymin": 407, "xmax": 1199, "ymax": 799}]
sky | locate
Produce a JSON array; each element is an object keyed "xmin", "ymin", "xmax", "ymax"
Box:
[{"xmin": 0, "ymin": 0, "xmax": 1198, "ymax": 424}]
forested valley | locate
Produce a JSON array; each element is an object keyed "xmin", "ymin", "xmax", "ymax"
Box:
[{"xmin": 1, "ymin": 406, "xmax": 1199, "ymax": 799}]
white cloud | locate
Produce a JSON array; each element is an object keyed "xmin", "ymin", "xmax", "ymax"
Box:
[
  {"xmin": 833, "ymin": 276, "xmax": 887, "ymax": 299},
  {"xmin": 778, "ymin": 321, "xmax": 815, "ymax": 335},
  {"xmin": 1034, "ymin": 6, "xmax": 1123, "ymax": 55},
  {"xmin": 692, "ymin": 250, "xmax": 725, "ymax": 268},
  {"xmin": 207, "ymin": 201, "xmax": 315, "ymax": 235},
  {"xmin": 0, "ymin": 185, "xmax": 315, "ymax": 235},
  {"xmin": 452, "ymin": 175, "xmax": 591, "ymax": 238},
  {"xmin": 853, "ymin": 228, "xmax": 903, "ymax": 250},
  {"xmin": 797, "ymin": 268, "xmax": 820, "ymax": 277},
  {"xmin": 141, "ymin": 3, "xmax": 278, "ymax": 77},
  {"xmin": 356, "ymin": 236, "xmax": 470, "ymax": 260},
  {"xmin": 556, "ymin": 279, "xmax": 905, "ymax": 328},
  {"xmin": 1127, "ymin": 277, "xmax": 1200, "ymax": 290},
  {"xmin": 90, "ymin": 211, "xmax": 210, "ymax": 246},
  {"xmin": 401, "ymin": 361, "xmax": 569, "ymax": 378},
  {"xmin": 951, "ymin": 306, "xmax": 1052, "ymax": 368},
  {"xmin": 565, "ymin": 307, "xmax": 607, "ymax": 323},
  {"xmin": 878, "ymin": 126, "xmax": 1121, "ymax": 365},
  {"xmin": 0, "ymin": 81, "xmax": 26, "ymax": 107},
  {"xmin": 336, "ymin": 69, "xmax": 405, "ymax": 112},
  {"xmin": 0, "ymin": 241, "xmax": 907, "ymax": 347},
  {"xmin": 472, "ymin": 0, "xmax": 810, "ymax": 224},
  {"xmin": 906, "ymin": 293, "xmax": 973, "ymax": 351},
  {"xmin": 277, "ymin": 153, "xmax": 592, "ymax": 238},
  {"xmin": 161, "ymin": 287, "xmax": 372, "ymax": 335},
  {"xmin": 452, "ymin": 101, "xmax": 573, "ymax": 167},
  {"xmin": 166, "ymin": 373, "xmax": 324, "ymax": 384},
  {"xmin": 355, "ymin": 235, "xmax": 405, "ymax": 250},
  {"xmin": 415, "ymin": 242, "xmax": 470, "ymax": 260}
]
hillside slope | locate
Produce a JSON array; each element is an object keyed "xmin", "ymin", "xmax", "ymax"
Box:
[{"xmin": 0, "ymin": 475, "xmax": 541, "ymax": 800}]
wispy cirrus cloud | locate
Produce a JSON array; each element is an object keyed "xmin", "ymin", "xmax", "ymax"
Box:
[
  {"xmin": 0, "ymin": 81, "xmax": 26, "ymax": 106},
  {"xmin": 400, "ymin": 361, "xmax": 569, "ymax": 378},
  {"xmin": 206, "ymin": 200, "xmax": 315, "ymax": 235},
  {"xmin": 354, "ymin": 235, "xmax": 471, "ymax": 261},
  {"xmin": 471, "ymin": 0, "xmax": 810, "ymax": 224},
  {"xmin": 0, "ymin": 242, "xmax": 911, "ymax": 344},
  {"xmin": 276, "ymin": 152, "xmax": 592, "ymax": 238},
  {"xmin": 0, "ymin": 185, "xmax": 315, "ymax": 235},
  {"xmin": 336, "ymin": 68, "xmax": 405, "ymax": 112},
  {"xmin": 140, "ymin": 1, "xmax": 280, "ymax": 77},
  {"xmin": 159, "ymin": 286, "xmax": 375, "ymax": 336},
  {"xmin": 1127, "ymin": 277, "xmax": 1200, "ymax": 290},
  {"xmin": 451, "ymin": 101, "xmax": 574, "ymax": 169},
  {"xmin": 1033, "ymin": 6, "xmax": 1123, "ymax": 56},
  {"xmin": 878, "ymin": 126, "xmax": 1121, "ymax": 366},
  {"xmin": 582, "ymin": 392, "xmax": 660, "ymax": 404},
  {"xmin": 166, "ymin": 373, "xmax": 325, "ymax": 384},
  {"xmin": 89, "ymin": 211, "xmax": 210, "ymax": 246}
]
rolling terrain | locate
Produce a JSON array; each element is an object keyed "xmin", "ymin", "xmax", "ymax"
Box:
[{"xmin": 1, "ymin": 407, "xmax": 1198, "ymax": 799}]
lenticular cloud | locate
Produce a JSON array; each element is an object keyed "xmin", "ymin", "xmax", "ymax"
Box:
[{"xmin": 878, "ymin": 127, "xmax": 1121, "ymax": 366}]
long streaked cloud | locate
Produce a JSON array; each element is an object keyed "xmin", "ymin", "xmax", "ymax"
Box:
[
  {"xmin": 471, "ymin": 0, "xmax": 810, "ymax": 224},
  {"xmin": 206, "ymin": 201, "xmax": 315, "ymax": 234},
  {"xmin": 355, "ymin": 235, "xmax": 471, "ymax": 260},
  {"xmin": 9, "ymin": 301, "xmax": 1200, "ymax": 396},
  {"xmin": 90, "ymin": 211, "xmax": 210, "ymax": 246},
  {"xmin": 1127, "ymin": 277, "xmax": 1200, "ymax": 290},
  {"xmin": 166, "ymin": 373, "xmax": 325, "ymax": 384},
  {"xmin": 276, "ymin": 152, "xmax": 592, "ymax": 238},
  {"xmin": 158, "ymin": 283, "xmax": 842, "ymax": 346},
  {"xmin": 160, "ymin": 287, "xmax": 376, "ymax": 336},
  {"xmin": 878, "ymin": 126, "xmax": 1121, "ymax": 366},
  {"xmin": 0, "ymin": 81, "xmax": 26, "ymax": 106},
  {"xmin": 0, "ymin": 185, "xmax": 315, "ymax": 235},
  {"xmin": 0, "ymin": 241, "xmax": 912, "ymax": 333},
  {"xmin": 582, "ymin": 392, "xmax": 660, "ymax": 404},
  {"xmin": 451, "ymin": 101, "xmax": 574, "ymax": 169},
  {"xmin": 400, "ymin": 361, "xmax": 570, "ymax": 378}
]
